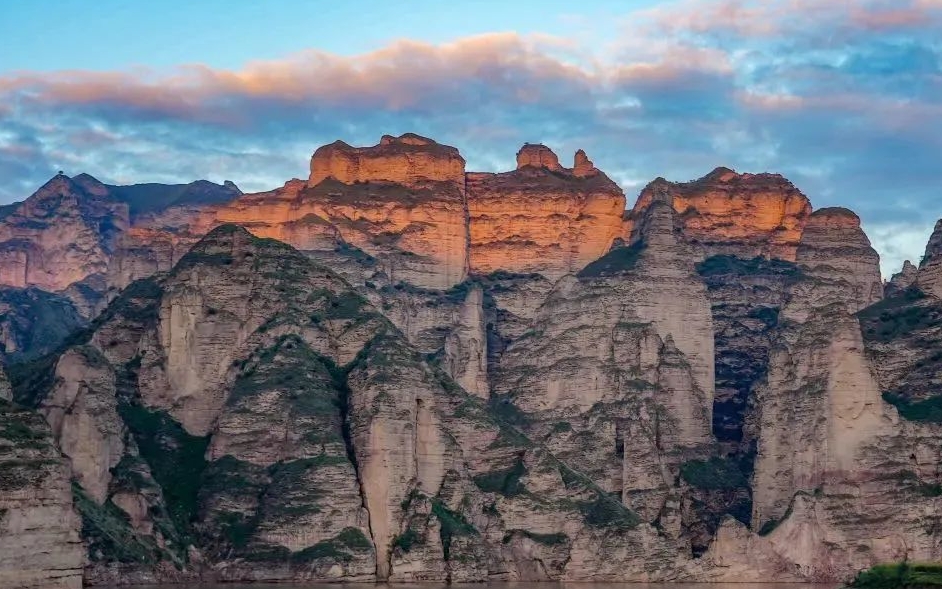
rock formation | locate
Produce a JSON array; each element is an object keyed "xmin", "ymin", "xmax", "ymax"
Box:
[
  {"xmin": 4, "ymin": 136, "xmax": 942, "ymax": 587},
  {"xmin": 0, "ymin": 174, "xmax": 127, "ymax": 292},
  {"xmin": 886, "ymin": 259, "xmax": 918, "ymax": 297},
  {"xmin": 0, "ymin": 399, "xmax": 83, "ymax": 589},
  {"xmin": 628, "ymin": 167, "xmax": 812, "ymax": 261},
  {"xmin": 467, "ymin": 145, "xmax": 626, "ymax": 278}
]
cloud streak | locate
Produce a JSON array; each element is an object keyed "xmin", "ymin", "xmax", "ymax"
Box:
[{"xmin": 1, "ymin": 1, "xmax": 940, "ymax": 276}]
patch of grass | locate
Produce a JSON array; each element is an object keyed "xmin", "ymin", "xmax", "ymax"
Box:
[
  {"xmin": 883, "ymin": 393, "xmax": 942, "ymax": 423},
  {"xmin": 858, "ymin": 287, "xmax": 942, "ymax": 343},
  {"xmin": 579, "ymin": 494, "xmax": 639, "ymax": 529},
  {"xmin": 851, "ymin": 562, "xmax": 942, "ymax": 588},
  {"xmin": 577, "ymin": 242, "xmax": 645, "ymax": 278},
  {"xmin": 432, "ymin": 499, "xmax": 476, "ymax": 560},
  {"xmin": 680, "ymin": 456, "xmax": 749, "ymax": 490},
  {"xmin": 487, "ymin": 394, "xmax": 530, "ymax": 427},
  {"xmin": 290, "ymin": 527, "xmax": 372, "ymax": 563},
  {"xmin": 472, "ymin": 455, "xmax": 527, "ymax": 497},
  {"xmin": 391, "ymin": 528, "xmax": 422, "ymax": 553},
  {"xmin": 72, "ymin": 482, "xmax": 168, "ymax": 564},
  {"xmin": 118, "ymin": 402, "xmax": 209, "ymax": 534}
]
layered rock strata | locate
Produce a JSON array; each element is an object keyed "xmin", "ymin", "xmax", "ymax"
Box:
[
  {"xmin": 628, "ymin": 167, "xmax": 812, "ymax": 261},
  {"xmin": 467, "ymin": 145, "xmax": 626, "ymax": 278},
  {"xmin": 0, "ymin": 174, "xmax": 127, "ymax": 292},
  {"xmin": 740, "ymin": 208, "xmax": 942, "ymax": 579},
  {"xmin": 0, "ymin": 399, "xmax": 84, "ymax": 589}
]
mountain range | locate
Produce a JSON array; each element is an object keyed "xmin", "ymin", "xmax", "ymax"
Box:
[{"xmin": 1, "ymin": 133, "xmax": 941, "ymax": 588}]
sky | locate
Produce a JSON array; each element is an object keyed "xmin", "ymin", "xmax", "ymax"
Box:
[{"xmin": 1, "ymin": 0, "xmax": 940, "ymax": 276}]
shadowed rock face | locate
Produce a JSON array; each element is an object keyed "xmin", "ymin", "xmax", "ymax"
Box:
[{"xmin": 628, "ymin": 167, "xmax": 812, "ymax": 261}]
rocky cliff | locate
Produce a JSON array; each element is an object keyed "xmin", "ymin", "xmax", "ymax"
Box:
[
  {"xmin": 0, "ymin": 398, "xmax": 84, "ymax": 589},
  {"xmin": 628, "ymin": 167, "xmax": 812, "ymax": 261},
  {"xmin": 467, "ymin": 144, "xmax": 626, "ymax": 278},
  {"xmin": 3, "ymin": 136, "xmax": 942, "ymax": 587},
  {"xmin": 0, "ymin": 174, "xmax": 127, "ymax": 293}
]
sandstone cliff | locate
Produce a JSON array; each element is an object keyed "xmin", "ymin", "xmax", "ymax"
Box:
[
  {"xmin": 0, "ymin": 399, "xmax": 84, "ymax": 589},
  {"xmin": 4, "ymin": 139, "xmax": 942, "ymax": 587},
  {"xmin": 0, "ymin": 174, "xmax": 127, "ymax": 292},
  {"xmin": 467, "ymin": 144, "xmax": 626, "ymax": 278},
  {"xmin": 738, "ymin": 207, "xmax": 942, "ymax": 580},
  {"xmin": 6, "ymin": 224, "xmax": 701, "ymax": 584},
  {"xmin": 628, "ymin": 167, "xmax": 812, "ymax": 261}
]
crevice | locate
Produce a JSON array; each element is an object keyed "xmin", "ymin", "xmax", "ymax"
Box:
[{"xmin": 324, "ymin": 339, "xmax": 383, "ymax": 577}]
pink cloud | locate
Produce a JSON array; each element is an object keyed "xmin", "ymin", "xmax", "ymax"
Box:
[{"xmin": 0, "ymin": 33, "xmax": 597, "ymax": 122}]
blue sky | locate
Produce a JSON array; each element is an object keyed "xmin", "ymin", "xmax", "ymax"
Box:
[{"xmin": 1, "ymin": 0, "xmax": 941, "ymax": 275}]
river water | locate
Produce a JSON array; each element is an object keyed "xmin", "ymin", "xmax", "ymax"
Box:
[{"xmin": 109, "ymin": 582, "xmax": 839, "ymax": 589}]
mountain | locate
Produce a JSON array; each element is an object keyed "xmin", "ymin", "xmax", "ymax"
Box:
[
  {"xmin": 0, "ymin": 134, "xmax": 941, "ymax": 586},
  {"xmin": 0, "ymin": 174, "xmax": 240, "ymax": 300}
]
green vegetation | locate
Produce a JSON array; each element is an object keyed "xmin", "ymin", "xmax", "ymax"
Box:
[
  {"xmin": 858, "ymin": 287, "xmax": 942, "ymax": 343},
  {"xmin": 72, "ymin": 482, "xmax": 170, "ymax": 564},
  {"xmin": 503, "ymin": 529, "xmax": 568, "ymax": 546},
  {"xmin": 472, "ymin": 455, "xmax": 527, "ymax": 497},
  {"xmin": 882, "ymin": 393, "xmax": 942, "ymax": 423},
  {"xmin": 197, "ymin": 455, "xmax": 269, "ymax": 551},
  {"xmin": 291, "ymin": 527, "xmax": 372, "ymax": 563},
  {"xmin": 696, "ymin": 254, "xmax": 800, "ymax": 278},
  {"xmin": 118, "ymin": 402, "xmax": 209, "ymax": 534},
  {"xmin": 487, "ymin": 393, "xmax": 531, "ymax": 427},
  {"xmin": 391, "ymin": 528, "xmax": 422, "ymax": 553},
  {"xmin": 432, "ymin": 499, "xmax": 476, "ymax": 560},
  {"xmin": 577, "ymin": 242, "xmax": 645, "ymax": 278},
  {"xmin": 851, "ymin": 562, "xmax": 942, "ymax": 588},
  {"xmin": 307, "ymin": 288, "xmax": 365, "ymax": 322},
  {"xmin": 579, "ymin": 494, "xmax": 639, "ymax": 529},
  {"xmin": 680, "ymin": 456, "xmax": 750, "ymax": 490}
]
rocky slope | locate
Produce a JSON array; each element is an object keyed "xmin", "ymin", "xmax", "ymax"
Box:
[
  {"xmin": 3, "ymin": 136, "xmax": 942, "ymax": 586},
  {"xmin": 0, "ymin": 174, "xmax": 127, "ymax": 293},
  {"xmin": 5, "ymin": 224, "xmax": 699, "ymax": 584}
]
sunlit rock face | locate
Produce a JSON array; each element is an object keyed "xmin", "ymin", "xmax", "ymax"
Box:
[
  {"xmin": 628, "ymin": 167, "xmax": 812, "ymax": 261},
  {"xmin": 124, "ymin": 134, "xmax": 471, "ymax": 290},
  {"xmin": 0, "ymin": 174, "xmax": 127, "ymax": 292},
  {"xmin": 309, "ymin": 133, "xmax": 466, "ymax": 192},
  {"xmin": 467, "ymin": 145, "xmax": 626, "ymax": 278}
]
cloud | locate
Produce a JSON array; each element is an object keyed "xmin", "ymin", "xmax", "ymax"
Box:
[{"xmin": 1, "ymin": 5, "xmax": 940, "ymax": 276}]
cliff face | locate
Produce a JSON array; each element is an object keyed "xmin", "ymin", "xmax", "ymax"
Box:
[
  {"xmin": 0, "ymin": 399, "xmax": 84, "ymax": 589},
  {"xmin": 0, "ymin": 174, "xmax": 240, "ymax": 313},
  {"xmin": 736, "ymin": 208, "xmax": 942, "ymax": 580},
  {"xmin": 629, "ymin": 167, "xmax": 812, "ymax": 261},
  {"xmin": 7, "ymin": 225, "xmax": 701, "ymax": 584},
  {"xmin": 467, "ymin": 145, "xmax": 626, "ymax": 278},
  {"xmin": 6, "ymin": 137, "xmax": 942, "ymax": 587},
  {"xmin": 0, "ymin": 174, "xmax": 127, "ymax": 292}
]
